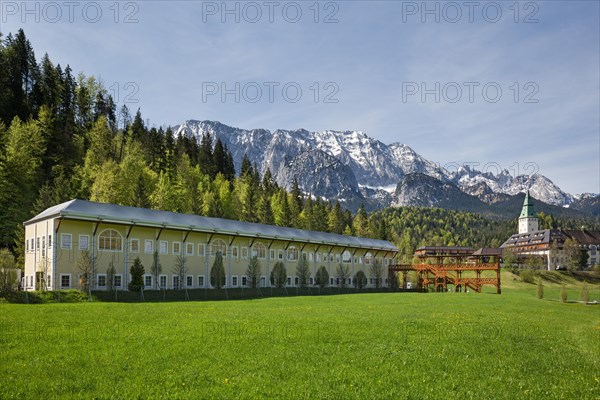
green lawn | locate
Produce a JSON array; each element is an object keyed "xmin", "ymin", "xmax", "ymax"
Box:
[{"xmin": 1, "ymin": 280, "xmax": 599, "ymax": 399}]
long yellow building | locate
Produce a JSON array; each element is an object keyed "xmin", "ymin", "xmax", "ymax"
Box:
[{"xmin": 23, "ymin": 200, "xmax": 398, "ymax": 291}]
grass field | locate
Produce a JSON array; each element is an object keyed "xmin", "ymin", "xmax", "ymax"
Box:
[{"xmin": 1, "ymin": 273, "xmax": 599, "ymax": 399}]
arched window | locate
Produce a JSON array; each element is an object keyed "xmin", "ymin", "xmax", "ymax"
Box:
[
  {"xmin": 365, "ymin": 252, "xmax": 373, "ymax": 265},
  {"xmin": 252, "ymin": 243, "xmax": 266, "ymax": 259},
  {"xmin": 287, "ymin": 245, "xmax": 298, "ymax": 261},
  {"xmin": 342, "ymin": 250, "xmax": 352, "ymax": 263},
  {"xmin": 211, "ymin": 239, "xmax": 226, "ymax": 256},
  {"xmin": 98, "ymin": 229, "xmax": 122, "ymax": 251}
]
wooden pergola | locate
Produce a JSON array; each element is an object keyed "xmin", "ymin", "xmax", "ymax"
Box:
[{"xmin": 389, "ymin": 247, "xmax": 501, "ymax": 294}]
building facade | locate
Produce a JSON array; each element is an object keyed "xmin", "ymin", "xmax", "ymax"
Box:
[
  {"xmin": 501, "ymin": 192, "xmax": 599, "ymax": 270},
  {"xmin": 23, "ymin": 200, "xmax": 399, "ymax": 291}
]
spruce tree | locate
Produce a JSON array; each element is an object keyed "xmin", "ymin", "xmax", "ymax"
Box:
[
  {"xmin": 210, "ymin": 251, "xmax": 226, "ymax": 289},
  {"xmin": 246, "ymin": 256, "xmax": 262, "ymax": 288},
  {"xmin": 129, "ymin": 257, "xmax": 145, "ymax": 292},
  {"xmin": 270, "ymin": 262, "xmax": 287, "ymax": 288},
  {"xmin": 315, "ymin": 266, "xmax": 329, "ymax": 289},
  {"xmin": 296, "ymin": 255, "xmax": 311, "ymax": 288}
]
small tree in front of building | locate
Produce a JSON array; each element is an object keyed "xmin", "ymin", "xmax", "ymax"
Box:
[
  {"xmin": 536, "ymin": 277, "xmax": 544, "ymax": 299},
  {"xmin": 129, "ymin": 257, "xmax": 145, "ymax": 292},
  {"xmin": 295, "ymin": 256, "xmax": 310, "ymax": 288},
  {"xmin": 335, "ymin": 264, "xmax": 351, "ymax": 288},
  {"xmin": 315, "ymin": 266, "xmax": 329, "ymax": 289},
  {"xmin": 246, "ymin": 255, "xmax": 262, "ymax": 288},
  {"xmin": 77, "ymin": 250, "xmax": 93, "ymax": 293},
  {"xmin": 151, "ymin": 251, "xmax": 162, "ymax": 290},
  {"xmin": 564, "ymin": 239, "xmax": 586, "ymax": 272},
  {"xmin": 560, "ymin": 283, "xmax": 567, "ymax": 303},
  {"xmin": 354, "ymin": 270, "xmax": 367, "ymax": 289},
  {"xmin": 270, "ymin": 261, "xmax": 287, "ymax": 288},
  {"xmin": 172, "ymin": 255, "xmax": 185, "ymax": 290},
  {"xmin": 370, "ymin": 262, "xmax": 385, "ymax": 289},
  {"xmin": 106, "ymin": 262, "xmax": 116, "ymax": 292},
  {"xmin": 580, "ymin": 283, "xmax": 589, "ymax": 303},
  {"xmin": 0, "ymin": 248, "xmax": 18, "ymax": 291},
  {"xmin": 210, "ymin": 251, "xmax": 226, "ymax": 290}
]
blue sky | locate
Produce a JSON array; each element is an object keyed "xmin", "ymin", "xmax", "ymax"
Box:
[{"xmin": 1, "ymin": 0, "xmax": 598, "ymax": 195}]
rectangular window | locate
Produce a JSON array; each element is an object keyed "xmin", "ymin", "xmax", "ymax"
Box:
[
  {"xmin": 232, "ymin": 276, "xmax": 238, "ymax": 287},
  {"xmin": 60, "ymin": 274, "xmax": 71, "ymax": 288},
  {"xmin": 114, "ymin": 275, "xmax": 122, "ymax": 288},
  {"xmin": 294, "ymin": 276, "xmax": 299, "ymax": 286},
  {"xmin": 26, "ymin": 239, "xmax": 29, "ymax": 252},
  {"xmin": 198, "ymin": 275, "xmax": 205, "ymax": 287},
  {"xmin": 242, "ymin": 247, "xmax": 248, "ymax": 259},
  {"xmin": 41, "ymin": 236, "xmax": 45, "ymax": 257},
  {"xmin": 348, "ymin": 277, "xmax": 352, "ymax": 286},
  {"xmin": 186, "ymin": 243, "xmax": 194, "ymax": 256},
  {"xmin": 35, "ymin": 237, "xmax": 39, "ymax": 250},
  {"xmin": 144, "ymin": 275, "xmax": 152, "ymax": 288},
  {"xmin": 241, "ymin": 276, "xmax": 247, "ymax": 287},
  {"xmin": 160, "ymin": 241, "xmax": 168, "ymax": 254},
  {"xmin": 310, "ymin": 277, "xmax": 314, "ymax": 286},
  {"xmin": 302, "ymin": 252, "xmax": 307, "ymax": 261},
  {"xmin": 270, "ymin": 249, "xmax": 275, "ymax": 260},
  {"xmin": 130, "ymin": 239, "xmax": 140, "ymax": 253},
  {"xmin": 144, "ymin": 240, "xmax": 153, "ymax": 254},
  {"xmin": 61, "ymin": 234, "xmax": 72, "ymax": 249},
  {"xmin": 336, "ymin": 254, "xmax": 340, "ymax": 263},
  {"xmin": 286, "ymin": 277, "xmax": 291, "ymax": 286},
  {"xmin": 309, "ymin": 252, "xmax": 314, "ymax": 262},
  {"xmin": 173, "ymin": 276, "xmax": 180, "ymax": 289},
  {"xmin": 278, "ymin": 250, "xmax": 284, "ymax": 260},
  {"xmin": 79, "ymin": 235, "xmax": 89, "ymax": 250},
  {"xmin": 186, "ymin": 275, "xmax": 193, "ymax": 288},
  {"xmin": 232, "ymin": 246, "xmax": 239, "ymax": 259},
  {"xmin": 97, "ymin": 274, "xmax": 107, "ymax": 287},
  {"xmin": 159, "ymin": 275, "xmax": 167, "ymax": 289},
  {"xmin": 198, "ymin": 243, "xmax": 205, "ymax": 257},
  {"xmin": 329, "ymin": 277, "xmax": 334, "ymax": 286},
  {"xmin": 30, "ymin": 238, "xmax": 34, "ymax": 252},
  {"xmin": 48, "ymin": 235, "xmax": 52, "ymax": 248},
  {"xmin": 323, "ymin": 253, "xmax": 328, "ymax": 262},
  {"xmin": 260, "ymin": 276, "xmax": 266, "ymax": 287},
  {"xmin": 173, "ymin": 242, "xmax": 181, "ymax": 255}
]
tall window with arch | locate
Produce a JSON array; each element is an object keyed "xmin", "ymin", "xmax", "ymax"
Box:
[
  {"xmin": 98, "ymin": 229, "xmax": 123, "ymax": 251},
  {"xmin": 252, "ymin": 243, "xmax": 266, "ymax": 259},
  {"xmin": 211, "ymin": 239, "xmax": 227, "ymax": 257}
]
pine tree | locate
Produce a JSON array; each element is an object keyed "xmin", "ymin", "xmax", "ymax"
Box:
[
  {"xmin": 270, "ymin": 261, "xmax": 287, "ymax": 288},
  {"xmin": 129, "ymin": 256, "xmax": 145, "ymax": 292},
  {"xmin": 240, "ymin": 153, "xmax": 252, "ymax": 178},
  {"xmin": 210, "ymin": 251, "xmax": 226, "ymax": 289},
  {"xmin": 315, "ymin": 266, "xmax": 329, "ymax": 289},
  {"xmin": 199, "ymin": 132, "xmax": 215, "ymax": 178},
  {"xmin": 246, "ymin": 256, "xmax": 262, "ymax": 288}
]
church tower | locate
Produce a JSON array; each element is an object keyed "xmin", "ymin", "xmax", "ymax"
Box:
[{"xmin": 518, "ymin": 191, "xmax": 538, "ymax": 234}]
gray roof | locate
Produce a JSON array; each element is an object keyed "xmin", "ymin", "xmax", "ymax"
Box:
[{"xmin": 26, "ymin": 200, "xmax": 398, "ymax": 253}]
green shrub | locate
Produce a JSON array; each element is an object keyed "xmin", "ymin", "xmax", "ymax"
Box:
[
  {"xmin": 560, "ymin": 284, "xmax": 567, "ymax": 303},
  {"xmin": 536, "ymin": 278, "xmax": 544, "ymax": 299},
  {"xmin": 520, "ymin": 269, "xmax": 535, "ymax": 284},
  {"xmin": 580, "ymin": 283, "xmax": 589, "ymax": 303}
]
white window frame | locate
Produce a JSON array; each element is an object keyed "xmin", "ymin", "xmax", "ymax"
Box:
[
  {"xmin": 158, "ymin": 240, "xmax": 169, "ymax": 254},
  {"xmin": 36, "ymin": 237, "xmax": 39, "ymax": 250},
  {"xmin": 287, "ymin": 246, "xmax": 298, "ymax": 261},
  {"xmin": 114, "ymin": 274, "xmax": 123, "ymax": 288},
  {"xmin": 278, "ymin": 250, "xmax": 284, "ymax": 260},
  {"xmin": 98, "ymin": 229, "xmax": 123, "ymax": 252},
  {"xmin": 232, "ymin": 246, "xmax": 239, "ymax": 259},
  {"xmin": 61, "ymin": 234, "xmax": 72, "ymax": 250},
  {"xmin": 242, "ymin": 247, "xmax": 248, "ymax": 259},
  {"xmin": 232, "ymin": 276, "xmax": 238, "ymax": 287},
  {"xmin": 79, "ymin": 234, "xmax": 89, "ymax": 251},
  {"xmin": 198, "ymin": 243, "xmax": 205, "ymax": 257},
  {"xmin": 241, "ymin": 276, "xmax": 248, "ymax": 287},
  {"xmin": 172, "ymin": 275, "xmax": 180, "ymax": 289},
  {"xmin": 159, "ymin": 240, "xmax": 168, "ymax": 255},
  {"xmin": 270, "ymin": 249, "xmax": 275, "ymax": 260},
  {"xmin": 97, "ymin": 273, "xmax": 107, "ymax": 288},
  {"xmin": 60, "ymin": 273, "xmax": 71, "ymax": 289},
  {"xmin": 211, "ymin": 239, "xmax": 227, "ymax": 257},
  {"xmin": 286, "ymin": 277, "xmax": 292, "ymax": 286},
  {"xmin": 144, "ymin": 240, "xmax": 153, "ymax": 254},
  {"xmin": 260, "ymin": 276, "xmax": 266, "ymax": 287},
  {"xmin": 186, "ymin": 275, "xmax": 194, "ymax": 288},
  {"xmin": 173, "ymin": 241, "xmax": 181, "ymax": 255},
  {"xmin": 198, "ymin": 275, "xmax": 205, "ymax": 287},
  {"xmin": 130, "ymin": 238, "xmax": 140, "ymax": 253},
  {"xmin": 143, "ymin": 274, "xmax": 153, "ymax": 288},
  {"xmin": 252, "ymin": 243, "xmax": 266, "ymax": 259},
  {"xmin": 186, "ymin": 243, "xmax": 194, "ymax": 256},
  {"xmin": 159, "ymin": 274, "xmax": 168, "ymax": 289}
]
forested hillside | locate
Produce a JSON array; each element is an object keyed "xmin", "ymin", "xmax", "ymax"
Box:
[{"xmin": 1, "ymin": 30, "xmax": 596, "ymax": 269}]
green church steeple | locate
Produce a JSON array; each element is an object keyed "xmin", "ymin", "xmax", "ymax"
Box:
[{"xmin": 520, "ymin": 191, "xmax": 536, "ymax": 218}]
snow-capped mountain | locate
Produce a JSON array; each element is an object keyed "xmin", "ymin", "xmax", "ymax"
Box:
[{"xmin": 173, "ymin": 120, "xmax": 578, "ymax": 209}]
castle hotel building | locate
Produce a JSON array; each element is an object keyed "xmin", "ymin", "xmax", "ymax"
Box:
[
  {"xmin": 23, "ymin": 200, "xmax": 398, "ymax": 291},
  {"xmin": 501, "ymin": 192, "xmax": 599, "ymax": 270}
]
